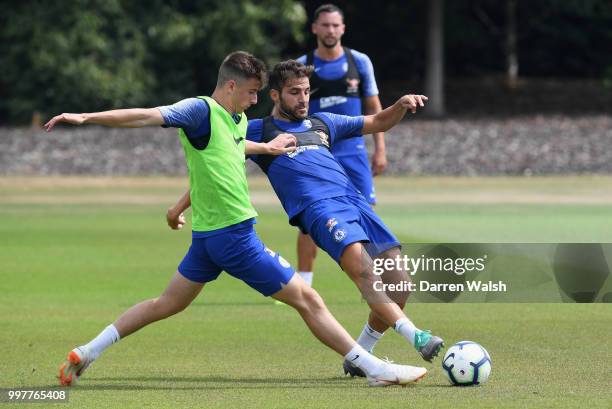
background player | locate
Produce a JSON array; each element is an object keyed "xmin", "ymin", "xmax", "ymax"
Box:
[{"xmin": 294, "ymin": 4, "xmax": 386, "ymax": 289}]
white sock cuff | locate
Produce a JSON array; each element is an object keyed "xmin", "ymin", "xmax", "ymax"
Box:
[
  {"xmin": 394, "ymin": 317, "xmax": 410, "ymax": 332},
  {"xmin": 106, "ymin": 324, "xmax": 120, "ymax": 342},
  {"xmin": 364, "ymin": 323, "xmax": 384, "ymax": 339},
  {"xmin": 344, "ymin": 344, "xmax": 368, "ymax": 362}
]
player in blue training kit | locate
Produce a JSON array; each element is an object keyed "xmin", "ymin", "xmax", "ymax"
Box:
[
  {"xmin": 294, "ymin": 4, "xmax": 386, "ymax": 289},
  {"xmin": 167, "ymin": 60, "xmax": 444, "ymax": 377}
]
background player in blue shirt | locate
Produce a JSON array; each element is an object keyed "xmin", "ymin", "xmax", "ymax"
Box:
[
  {"xmin": 295, "ymin": 4, "xmax": 385, "ymax": 290},
  {"xmin": 167, "ymin": 60, "xmax": 444, "ymax": 378}
]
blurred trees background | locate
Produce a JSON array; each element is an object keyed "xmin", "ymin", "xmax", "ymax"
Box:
[
  {"xmin": 1, "ymin": 0, "xmax": 611, "ymax": 124},
  {"xmin": 0, "ymin": 0, "xmax": 306, "ymax": 123}
]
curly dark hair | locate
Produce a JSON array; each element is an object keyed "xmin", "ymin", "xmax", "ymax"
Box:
[{"xmin": 269, "ymin": 60, "xmax": 314, "ymax": 91}]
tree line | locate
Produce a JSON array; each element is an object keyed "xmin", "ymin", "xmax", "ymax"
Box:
[{"xmin": 1, "ymin": 0, "xmax": 611, "ymax": 124}]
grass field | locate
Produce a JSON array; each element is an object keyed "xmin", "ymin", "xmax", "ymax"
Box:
[{"xmin": 1, "ymin": 176, "xmax": 611, "ymax": 409}]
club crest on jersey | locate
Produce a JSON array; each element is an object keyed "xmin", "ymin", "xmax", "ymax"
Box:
[
  {"xmin": 334, "ymin": 229, "xmax": 346, "ymax": 242},
  {"xmin": 346, "ymin": 78, "xmax": 360, "ymax": 94},
  {"xmin": 303, "ymin": 119, "xmax": 312, "ymax": 129},
  {"xmin": 326, "ymin": 218, "xmax": 338, "ymax": 232},
  {"xmin": 315, "ymin": 130, "xmax": 329, "ymax": 147}
]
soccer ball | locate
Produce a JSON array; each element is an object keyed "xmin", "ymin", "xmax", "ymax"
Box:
[{"xmin": 442, "ymin": 341, "xmax": 492, "ymax": 386}]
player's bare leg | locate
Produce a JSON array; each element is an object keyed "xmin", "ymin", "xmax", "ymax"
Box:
[
  {"xmin": 274, "ymin": 232, "xmax": 315, "ymax": 305},
  {"xmin": 272, "ymin": 273, "xmax": 353, "ymax": 354},
  {"xmin": 59, "ymin": 272, "xmax": 203, "ymax": 385},
  {"xmin": 272, "ymin": 273, "xmax": 427, "ymax": 386},
  {"xmin": 113, "ymin": 272, "xmax": 204, "ymax": 337},
  {"xmin": 367, "ymin": 247, "xmax": 410, "ymax": 334},
  {"xmin": 339, "ymin": 243, "xmax": 444, "ymax": 377},
  {"xmin": 296, "ymin": 231, "xmax": 317, "ymax": 286}
]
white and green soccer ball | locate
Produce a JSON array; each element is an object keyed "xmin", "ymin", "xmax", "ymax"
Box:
[{"xmin": 442, "ymin": 341, "xmax": 492, "ymax": 386}]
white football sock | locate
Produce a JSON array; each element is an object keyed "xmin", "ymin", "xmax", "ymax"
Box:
[
  {"xmin": 394, "ymin": 317, "xmax": 419, "ymax": 347},
  {"xmin": 356, "ymin": 323, "xmax": 384, "ymax": 352},
  {"xmin": 344, "ymin": 344, "xmax": 384, "ymax": 377},
  {"xmin": 83, "ymin": 324, "xmax": 120, "ymax": 360},
  {"xmin": 298, "ymin": 271, "xmax": 313, "ymax": 287}
]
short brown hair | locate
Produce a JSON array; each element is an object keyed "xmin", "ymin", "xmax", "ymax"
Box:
[
  {"xmin": 269, "ymin": 60, "xmax": 314, "ymax": 91},
  {"xmin": 313, "ymin": 4, "xmax": 344, "ymax": 22},
  {"xmin": 217, "ymin": 51, "xmax": 267, "ymax": 88}
]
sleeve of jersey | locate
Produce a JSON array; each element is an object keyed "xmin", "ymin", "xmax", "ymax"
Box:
[
  {"xmin": 296, "ymin": 55, "xmax": 307, "ymax": 64},
  {"xmin": 317, "ymin": 113, "xmax": 365, "ymax": 144},
  {"xmin": 245, "ymin": 119, "xmax": 264, "ymax": 161},
  {"xmin": 157, "ymin": 98, "xmax": 210, "ymax": 138},
  {"xmin": 352, "ymin": 50, "xmax": 379, "ymax": 97}
]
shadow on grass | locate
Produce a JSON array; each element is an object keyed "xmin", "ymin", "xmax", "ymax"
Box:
[
  {"xmin": 69, "ymin": 375, "xmax": 354, "ymax": 390},
  {"xmin": 63, "ymin": 376, "xmax": 451, "ymax": 391}
]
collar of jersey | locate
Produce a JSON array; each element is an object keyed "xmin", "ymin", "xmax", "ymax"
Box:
[
  {"xmin": 313, "ymin": 50, "xmax": 346, "ymax": 64},
  {"xmin": 272, "ymin": 117, "xmax": 312, "ymax": 133}
]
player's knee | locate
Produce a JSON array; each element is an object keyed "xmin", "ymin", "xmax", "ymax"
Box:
[{"xmin": 299, "ymin": 287, "xmax": 326, "ymax": 314}]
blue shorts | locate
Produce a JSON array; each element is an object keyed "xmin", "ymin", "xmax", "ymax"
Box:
[
  {"xmin": 297, "ymin": 196, "xmax": 399, "ymax": 264},
  {"xmin": 336, "ymin": 151, "xmax": 376, "ymax": 205},
  {"xmin": 178, "ymin": 223, "xmax": 294, "ymax": 296}
]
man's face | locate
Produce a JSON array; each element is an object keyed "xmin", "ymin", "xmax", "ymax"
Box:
[
  {"xmin": 312, "ymin": 11, "xmax": 345, "ymax": 49},
  {"xmin": 274, "ymin": 76, "xmax": 310, "ymax": 121},
  {"xmin": 231, "ymin": 78, "xmax": 261, "ymax": 113}
]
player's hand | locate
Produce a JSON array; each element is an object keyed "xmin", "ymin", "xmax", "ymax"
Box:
[
  {"xmin": 166, "ymin": 208, "xmax": 186, "ymax": 230},
  {"xmin": 43, "ymin": 113, "xmax": 86, "ymax": 132},
  {"xmin": 372, "ymin": 149, "xmax": 387, "ymax": 176},
  {"xmin": 266, "ymin": 133, "xmax": 297, "ymax": 155},
  {"xmin": 399, "ymin": 95, "xmax": 428, "ymax": 114}
]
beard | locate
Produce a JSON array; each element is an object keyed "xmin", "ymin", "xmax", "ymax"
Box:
[
  {"xmin": 279, "ymin": 98, "xmax": 307, "ymax": 122},
  {"xmin": 321, "ymin": 37, "xmax": 338, "ymax": 48}
]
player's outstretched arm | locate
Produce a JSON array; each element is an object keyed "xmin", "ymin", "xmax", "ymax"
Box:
[
  {"xmin": 44, "ymin": 108, "xmax": 165, "ymax": 131},
  {"xmin": 245, "ymin": 133, "xmax": 297, "ymax": 155},
  {"xmin": 361, "ymin": 94, "xmax": 428, "ymax": 135},
  {"xmin": 363, "ymin": 95, "xmax": 387, "ymax": 176},
  {"xmin": 166, "ymin": 190, "xmax": 191, "ymax": 230}
]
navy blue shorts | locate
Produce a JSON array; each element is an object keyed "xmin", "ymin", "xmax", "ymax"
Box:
[
  {"xmin": 178, "ymin": 224, "xmax": 294, "ymax": 296},
  {"xmin": 336, "ymin": 151, "xmax": 376, "ymax": 205},
  {"xmin": 297, "ymin": 196, "xmax": 399, "ymax": 264}
]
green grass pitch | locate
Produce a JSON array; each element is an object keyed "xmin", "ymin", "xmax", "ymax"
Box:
[{"xmin": 1, "ymin": 176, "xmax": 611, "ymax": 409}]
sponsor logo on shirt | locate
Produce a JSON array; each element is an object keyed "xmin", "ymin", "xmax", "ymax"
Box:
[
  {"xmin": 287, "ymin": 145, "xmax": 320, "ymax": 158},
  {"xmin": 320, "ymin": 96, "xmax": 347, "ymax": 109}
]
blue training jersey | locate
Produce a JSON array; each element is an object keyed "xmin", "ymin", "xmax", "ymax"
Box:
[
  {"xmin": 297, "ymin": 49, "xmax": 378, "ymax": 156},
  {"xmin": 247, "ymin": 113, "xmax": 365, "ymax": 224}
]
